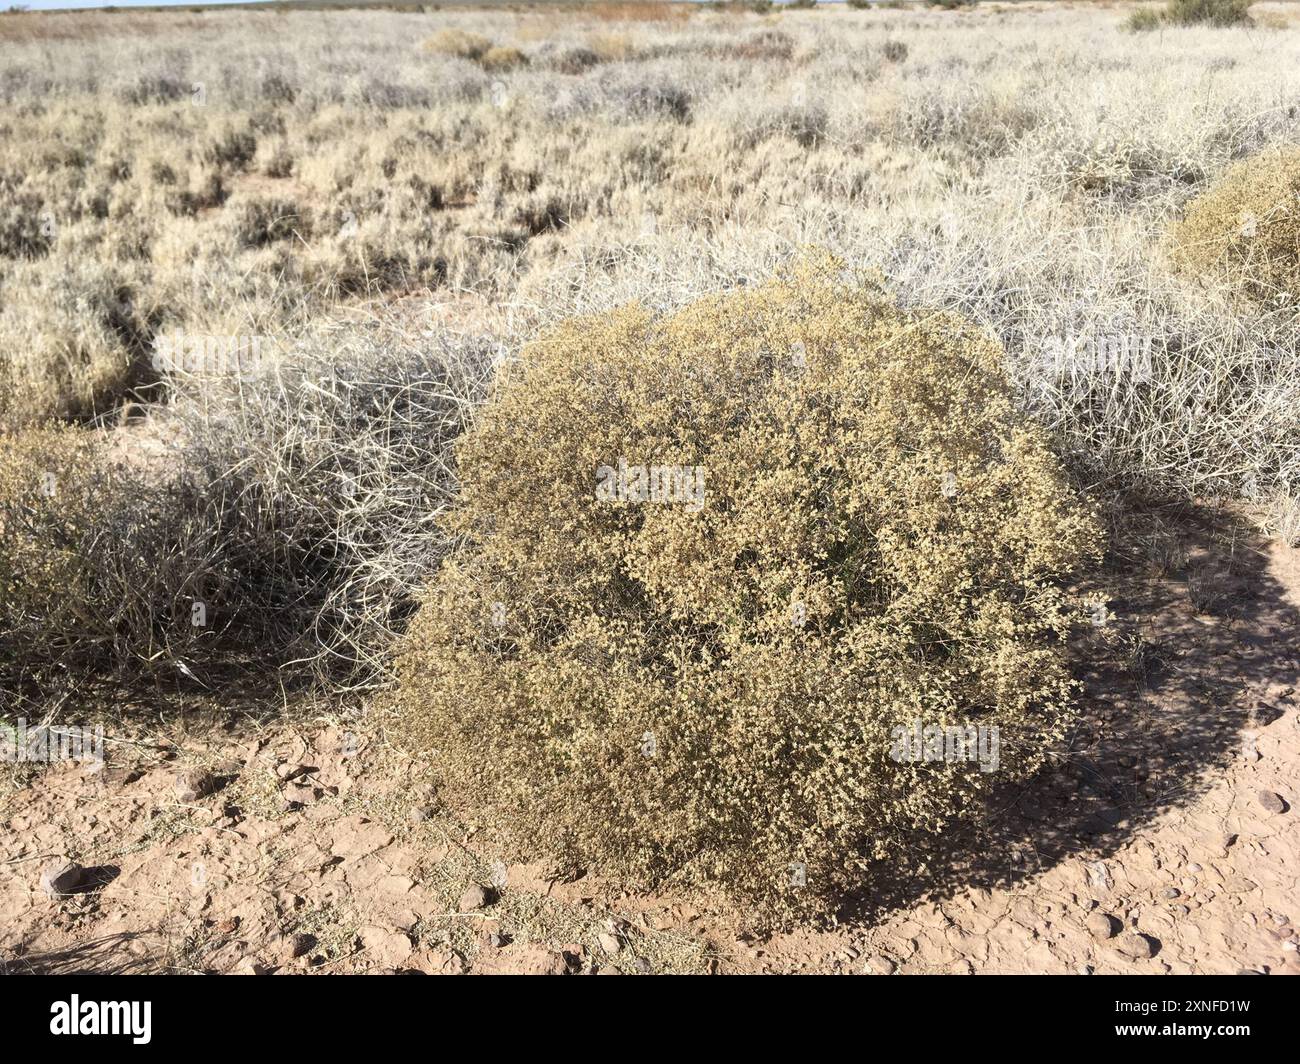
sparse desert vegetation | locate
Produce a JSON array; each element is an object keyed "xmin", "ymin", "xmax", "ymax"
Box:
[{"xmin": 2, "ymin": 1, "xmax": 1299, "ymax": 979}]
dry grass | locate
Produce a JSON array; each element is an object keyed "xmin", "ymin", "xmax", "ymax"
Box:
[{"xmin": 0, "ymin": 3, "xmax": 1296, "ymax": 710}]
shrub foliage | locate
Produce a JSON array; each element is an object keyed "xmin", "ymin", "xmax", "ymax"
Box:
[
  {"xmin": 1165, "ymin": 0, "xmax": 1253, "ymax": 26},
  {"xmin": 1171, "ymin": 147, "xmax": 1300, "ymax": 303},
  {"xmin": 395, "ymin": 257, "xmax": 1103, "ymax": 920}
]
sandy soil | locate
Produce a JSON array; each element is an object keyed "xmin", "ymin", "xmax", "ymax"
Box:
[{"xmin": 2, "ymin": 511, "xmax": 1297, "ymax": 975}]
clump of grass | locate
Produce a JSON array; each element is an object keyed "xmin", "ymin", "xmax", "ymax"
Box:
[
  {"xmin": 394, "ymin": 255, "xmax": 1104, "ymax": 924},
  {"xmin": 0, "ymin": 323, "xmax": 493, "ymax": 695},
  {"xmin": 160, "ymin": 332, "xmax": 493, "ymax": 688},
  {"xmin": 1169, "ymin": 147, "xmax": 1300, "ymax": 304},
  {"xmin": 0, "ymin": 422, "xmax": 221, "ymax": 691}
]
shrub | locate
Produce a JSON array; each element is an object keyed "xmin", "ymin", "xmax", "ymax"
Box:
[
  {"xmin": 422, "ymin": 28, "xmax": 494, "ymax": 62},
  {"xmin": 882, "ymin": 38, "xmax": 909, "ymax": 63},
  {"xmin": 0, "ymin": 424, "xmax": 221, "ymax": 691},
  {"xmin": 1165, "ymin": 0, "xmax": 1252, "ymax": 26},
  {"xmin": 230, "ymin": 197, "xmax": 309, "ymax": 249},
  {"xmin": 395, "ymin": 256, "xmax": 1103, "ymax": 922},
  {"xmin": 205, "ymin": 127, "xmax": 258, "ymax": 171},
  {"xmin": 479, "ymin": 46, "xmax": 528, "ymax": 73},
  {"xmin": 723, "ymin": 28, "xmax": 795, "ymax": 62},
  {"xmin": 0, "ymin": 328, "xmax": 493, "ymax": 695},
  {"xmin": 1125, "ymin": 6, "xmax": 1165, "ymax": 31},
  {"xmin": 1170, "ymin": 147, "xmax": 1300, "ymax": 303},
  {"xmin": 542, "ymin": 45, "xmax": 603, "ymax": 75},
  {"xmin": 157, "ymin": 330, "xmax": 494, "ymax": 688},
  {"xmin": 0, "ymin": 259, "xmax": 141, "ymax": 431}
]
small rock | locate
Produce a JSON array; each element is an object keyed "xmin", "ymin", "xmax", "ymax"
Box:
[
  {"xmin": 865, "ymin": 954, "xmax": 896, "ymax": 975},
  {"xmin": 282, "ymin": 781, "xmax": 322, "ymax": 805},
  {"xmin": 1086, "ymin": 912, "xmax": 1120, "ymax": 940},
  {"xmin": 272, "ymin": 932, "xmax": 315, "ymax": 963},
  {"xmin": 1187, "ymin": 862, "xmax": 1202, "ymax": 874},
  {"xmin": 40, "ymin": 860, "xmax": 83, "ymax": 899},
  {"xmin": 1076, "ymin": 964, "xmax": 1093, "ymax": 975},
  {"xmin": 1223, "ymin": 876, "xmax": 1258, "ymax": 894},
  {"xmin": 230, "ymin": 957, "xmax": 269, "ymax": 975},
  {"xmin": 1258, "ymin": 790, "xmax": 1287, "ymax": 815},
  {"xmin": 458, "ymin": 884, "xmax": 497, "ymax": 912},
  {"xmin": 1162, "ymin": 888, "xmax": 1181, "ymax": 900},
  {"xmin": 489, "ymin": 932, "xmax": 510, "ymax": 948},
  {"xmin": 631, "ymin": 956, "xmax": 652, "ymax": 974},
  {"xmin": 1116, "ymin": 932, "xmax": 1158, "ymax": 960},
  {"xmin": 175, "ymin": 769, "xmax": 218, "ymax": 802},
  {"xmin": 597, "ymin": 933, "xmax": 622, "ymax": 954}
]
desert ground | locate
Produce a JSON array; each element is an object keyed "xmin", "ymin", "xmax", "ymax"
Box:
[{"xmin": 1, "ymin": 0, "xmax": 1298, "ymax": 975}]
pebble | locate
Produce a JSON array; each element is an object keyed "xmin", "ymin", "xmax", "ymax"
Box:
[
  {"xmin": 458, "ymin": 884, "xmax": 497, "ymax": 911},
  {"xmin": 1116, "ymin": 932, "xmax": 1158, "ymax": 960},
  {"xmin": 1223, "ymin": 876, "xmax": 1258, "ymax": 894},
  {"xmin": 40, "ymin": 860, "xmax": 83, "ymax": 899},
  {"xmin": 1257, "ymin": 790, "xmax": 1287, "ymax": 815},
  {"xmin": 597, "ymin": 933, "xmax": 622, "ymax": 954},
  {"xmin": 174, "ymin": 769, "xmax": 218, "ymax": 803},
  {"xmin": 1162, "ymin": 888, "xmax": 1181, "ymax": 899},
  {"xmin": 1086, "ymin": 912, "xmax": 1120, "ymax": 940},
  {"xmin": 865, "ymin": 954, "xmax": 896, "ymax": 975},
  {"xmin": 272, "ymin": 932, "xmax": 315, "ymax": 962}
]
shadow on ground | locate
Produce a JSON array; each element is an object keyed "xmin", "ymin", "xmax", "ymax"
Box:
[{"xmin": 844, "ymin": 502, "xmax": 1300, "ymax": 925}]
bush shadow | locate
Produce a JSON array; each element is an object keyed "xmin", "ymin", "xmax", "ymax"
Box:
[{"xmin": 843, "ymin": 502, "xmax": 1300, "ymax": 925}]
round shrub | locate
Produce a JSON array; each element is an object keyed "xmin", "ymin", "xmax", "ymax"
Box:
[
  {"xmin": 1165, "ymin": 0, "xmax": 1253, "ymax": 27},
  {"xmin": 421, "ymin": 29, "xmax": 494, "ymax": 62},
  {"xmin": 479, "ymin": 46, "xmax": 529, "ymax": 74},
  {"xmin": 394, "ymin": 256, "xmax": 1103, "ymax": 922},
  {"xmin": 1170, "ymin": 147, "xmax": 1300, "ymax": 303}
]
